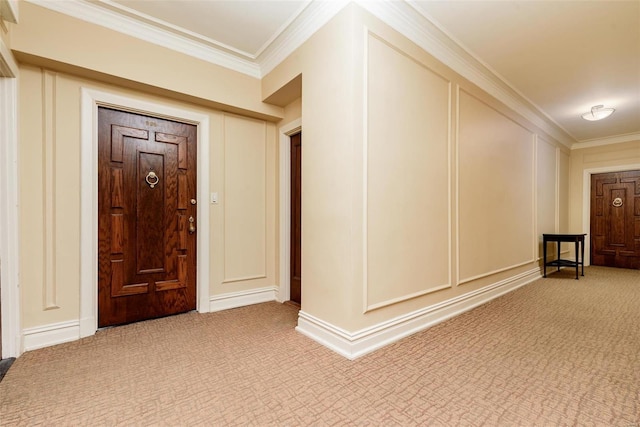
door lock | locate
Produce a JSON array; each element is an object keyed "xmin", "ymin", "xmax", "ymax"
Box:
[{"xmin": 188, "ymin": 216, "xmax": 196, "ymax": 234}]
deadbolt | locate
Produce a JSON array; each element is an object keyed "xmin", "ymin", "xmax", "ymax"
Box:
[
  {"xmin": 190, "ymin": 199, "xmax": 197, "ymax": 205},
  {"xmin": 188, "ymin": 216, "xmax": 196, "ymax": 234}
]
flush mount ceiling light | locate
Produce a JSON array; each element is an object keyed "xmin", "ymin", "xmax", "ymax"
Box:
[{"xmin": 581, "ymin": 105, "xmax": 615, "ymax": 121}]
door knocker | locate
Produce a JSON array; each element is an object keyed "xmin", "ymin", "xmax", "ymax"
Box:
[
  {"xmin": 612, "ymin": 197, "xmax": 623, "ymax": 207},
  {"xmin": 145, "ymin": 171, "xmax": 159, "ymax": 189}
]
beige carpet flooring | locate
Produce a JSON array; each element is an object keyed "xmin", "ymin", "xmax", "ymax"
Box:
[{"xmin": 1, "ymin": 266, "xmax": 639, "ymax": 426}]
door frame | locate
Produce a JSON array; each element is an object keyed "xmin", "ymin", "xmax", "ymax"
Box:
[
  {"xmin": 80, "ymin": 88, "xmax": 211, "ymax": 337},
  {"xmin": 278, "ymin": 118, "xmax": 301, "ymax": 303},
  {"xmin": 0, "ymin": 77, "xmax": 20, "ymax": 358},
  {"xmin": 582, "ymin": 163, "xmax": 640, "ymax": 266}
]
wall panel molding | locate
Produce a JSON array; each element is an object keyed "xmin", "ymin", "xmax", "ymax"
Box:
[
  {"xmin": 42, "ymin": 69, "xmax": 58, "ymax": 310},
  {"xmin": 356, "ymin": 0, "xmax": 575, "ymax": 148},
  {"xmin": 222, "ymin": 115, "xmax": 268, "ymax": 284},
  {"xmin": 363, "ymin": 30, "xmax": 452, "ymax": 312},
  {"xmin": 456, "ymin": 89, "xmax": 536, "ymax": 283}
]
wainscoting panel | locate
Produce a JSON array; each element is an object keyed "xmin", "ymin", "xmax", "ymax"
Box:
[
  {"xmin": 364, "ymin": 32, "xmax": 451, "ymax": 311},
  {"xmin": 457, "ymin": 90, "xmax": 535, "ymax": 283},
  {"xmin": 222, "ymin": 115, "xmax": 268, "ymax": 284}
]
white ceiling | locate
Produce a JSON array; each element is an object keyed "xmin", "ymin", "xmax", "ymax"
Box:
[
  {"xmin": 109, "ymin": 0, "xmax": 310, "ymax": 58},
  {"xmin": 84, "ymin": 0, "xmax": 640, "ymax": 144}
]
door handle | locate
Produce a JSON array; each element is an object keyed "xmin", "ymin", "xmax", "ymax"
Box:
[{"xmin": 188, "ymin": 216, "xmax": 196, "ymax": 234}]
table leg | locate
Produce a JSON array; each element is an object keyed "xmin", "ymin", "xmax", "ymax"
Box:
[
  {"xmin": 574, "ymin": 240, "xmax": 579, "ymax": 280},
  {"xmin": 557, "ymin": 242, "xmax": 561, "ymax": 272},
  {"xmin": 543, "ymin": 237, "xmax": 547, "ymax": 277},
  {"xmin": 581, "ymin": 237, "xmax": 585, "ymax": 276}
]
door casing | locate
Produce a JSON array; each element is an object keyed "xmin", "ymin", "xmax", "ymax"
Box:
[
  {"xmin": 0, "ymin": 78, "xmax": 20, "ymax": 358},
  {"xmin": 80, "ymin": 88, "xmax": 211, "ymax": 338},
  {"xmin": 582, "ymin": 163, "xmax": 640, "ymax": 265},
  {"xmin": 278, "ymin": 119, "xmax": 301, "ymax": 303}
]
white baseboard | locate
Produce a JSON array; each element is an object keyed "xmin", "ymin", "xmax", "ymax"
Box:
[
  {"xmin": 209, "ymin": 286, "xmax": 278, "ymax": 312},
  {"xmin": 22, "ymin": 320, "xmax": 80, "ymax": 352},
  {"xmin": 296, "ymin": 268, "xmax": 541, "ymax": 360}
]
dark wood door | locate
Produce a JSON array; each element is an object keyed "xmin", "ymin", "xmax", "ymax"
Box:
[
  {"xmin": 98, "ymin": 107, "xmax": 197, "ymax": 327},
  {"xmin": 0, "ymin": 275, "xmax": 2, "ymax": 356},
  {"xmin": 591, "ymin": 170, "xmax": 640, "ymax": 269},
  {"xmin": 290, "ymin": 132, "xmax": 302, "ymax": 304}
]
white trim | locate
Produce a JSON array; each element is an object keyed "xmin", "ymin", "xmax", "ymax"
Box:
[
  {"xmin": 278, "ymin": 119, "xmax": 301, "ymax": 303},
  {"xmin": 572, "ymin": 133, "xmax": 640, "ymax": 150},
  {"xmin": 0, "ymin": 77, "xmax": 21, "ymax": 358},
  {"xmin": 0, "ymin": 34, "xmax": 18, "ymax": 78},
  {"xmin": 355, "ymin": 0, "xmax": 575, "ymax": 148},
  {"xmin": 258, "ymin": 0, "xmax": 350, "ymax": 76},
  {"xmin": 80, "ymin": 88, "xmax": 211, "ymax": 338},
  {"xmin": 581, "ymin": 163, "xmax": 640, "ymax": 265},
  {"xmin": 23, "ymin": 320, "xmax": 79, "ymax": 352},
  {"xmin": 27, "ymin": 0, "xmax": 260, "ymax": 78},
  {"xmin": 296, "ymin": 267, "xmax": 540, "ymax": 360},
  {"xmin": 0, "ymin": 0, "xmax": 18, "ymax": 24},
  {"xmin": 209, "ymin": 286, "xmax": 278, "ymax": 312}
]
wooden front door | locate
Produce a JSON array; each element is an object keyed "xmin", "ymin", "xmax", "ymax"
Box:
[
  {"xmin": 290, "ymin": 132, "xmax": 302, "ymax": 304},
  {"xmin": 590, "ymin": 170, "xmax": 640, "ymax": 269},
  {"xmin": 98, "ymin": 107, "xmax": 197, "ymax": 327}
]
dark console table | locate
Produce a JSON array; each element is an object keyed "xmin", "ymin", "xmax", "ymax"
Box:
[{"xmin": 543, "ymin": 234, "xmax": 586, "ymax": 280}]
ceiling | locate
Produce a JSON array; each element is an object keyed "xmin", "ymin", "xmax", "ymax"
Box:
[{"xmin": 86, "ymin": 0, "xmax": 640, "ymax": 144}]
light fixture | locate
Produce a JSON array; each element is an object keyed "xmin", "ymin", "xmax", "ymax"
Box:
[{"xmin": 581, "ymin": 105, "xmax": 615, "ymax": 121}]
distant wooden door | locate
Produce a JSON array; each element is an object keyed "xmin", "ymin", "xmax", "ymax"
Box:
[
  {"xmin": 290, "ymin": 132, "xmax": 302, "ymax": 304},
  {"xmin": 98, "ymin": 107, "xmax": 197, "ymax": 327},
  {"xmin": 0, "ymin": 275, "xmax": 2, "ymax": 356},
  {"xmin": 590, "ymin": 170, "xmax": 640, "ymax": 269}
]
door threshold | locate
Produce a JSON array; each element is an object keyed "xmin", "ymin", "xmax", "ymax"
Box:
[{"xmin": 283, "ymin": 300, "xmax": 300, "ymax": 310}]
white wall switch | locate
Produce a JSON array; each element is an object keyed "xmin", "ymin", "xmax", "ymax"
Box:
[{"xmin": 210, "ymin": 192, "xmax": 218, "ymax": 204}]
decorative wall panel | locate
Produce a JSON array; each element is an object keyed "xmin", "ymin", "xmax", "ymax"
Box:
[
  {"xmin": 365, "ymin": 33, "xmax": 451, "ymax": 310},
  {"xmin": 458, "ymin": 90, "xmax": 535, "ymax": 283},
  {"xmin": 537, "ymin": 137, "xmax": 557, "ymax": 259},
  {"xmin": 223, "ymin": 115, "xmax": 267, "ymax": 283}
]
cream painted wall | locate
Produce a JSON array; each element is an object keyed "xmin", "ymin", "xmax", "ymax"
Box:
[
  {"xmin": 265, "ymin": 4, "xmax": 571, "ymax": 334},
  {"xmin": 266, "ymin": 6, "xmax": 360, "ymax": 326},
  {"xmin": 366, "ymin": 33, "xmax": 450, "ymax": 309},
  {"xmin": 18, "ymin": 64, "xmax": 277, "ymax": 329},
  {"xmin": 10, "ymin": 0, "xmax": 579, "ymax": 354},
  {"xmin": 0, "ymin": 19, "xmax": 8, "ymax": 46},
  {"xmin": 11, "ymin": 2, "xmax": 282, "ymax": 121},
  {"xmin": 281, "ymin": 98, "xmax": 302, "ymax": 127},
  {"xmin": 569, "ymin": 140, "xmax": 640, "ymax": 261},
  {"xmin": 458, "ymin": 90, "xmax": 535, "ymax": 281},
  {"xmin": 213, "ymin": 114, "xmax": 277, "ymax": 294}
]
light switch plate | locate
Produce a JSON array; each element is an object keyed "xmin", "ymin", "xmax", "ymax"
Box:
[{"xmin": 210, "ymin": 192, "xmax": 218, "ymax": 204}]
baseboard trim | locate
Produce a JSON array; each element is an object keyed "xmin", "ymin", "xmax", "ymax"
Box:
[
  {"xmin": 296, "ymin": 268, "xmax": 541, "ymax": 360},
  {"xmin": 22, "ymin": 320, "xmax": 80, "ymax": 352},
  {"xmin": 209, "ymin": 286, "xmax": 278, "ymax": 312}
]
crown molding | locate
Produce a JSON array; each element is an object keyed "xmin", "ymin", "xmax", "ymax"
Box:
[
  {"xmin": 0, "ymin": 36, "xmax": 17, "ymax": 77},
  {"xmin": 0, "ymin": 0, "xmax": 18, "ymax": 24},
  {"xmin": 98, "ymin": 0, "xmax": 256, "ymax": 59},
  {"xmin": 356, "ymin": 0, "xmax": 576, "ymax": 148},
  {"xmin": 27, "ymin": 0, "xmax": 261, "ymax": 78},
  {"xmin": 258, "ymin": 0, "xmax": 349, "ymax": 77},
  {"xmin": 571, "ymin": 132, "xmax": 640, "ymax": 150}
]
